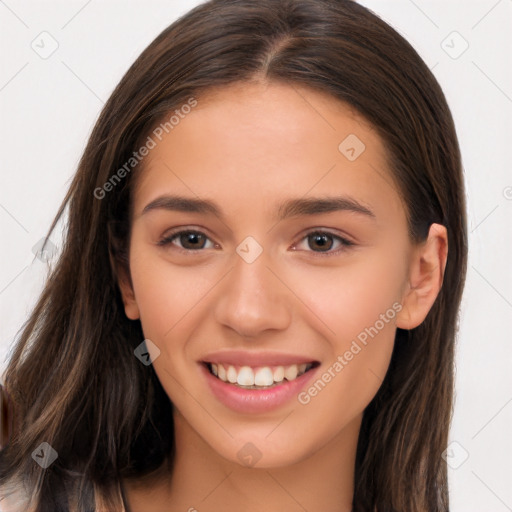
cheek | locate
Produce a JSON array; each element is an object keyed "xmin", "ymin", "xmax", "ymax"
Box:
[
  {"xmin": 290, "ymin": 274, "xmax": 399, "ymax": 455},
  {"xmin": 286, "ymin": 249, "xmax": 406, "ymax": 345},
  {"xmin": 128, "ymin": 241, "xmax": 224, "ymax": 364},
  {"xmin": 285, "ymin": 250, "xmax": 404, "ymax": 408}
]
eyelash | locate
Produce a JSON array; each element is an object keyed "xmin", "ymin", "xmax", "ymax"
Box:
[{"xmin": 157, "ymin": 227, "xmax": 355, "ymax": 257}]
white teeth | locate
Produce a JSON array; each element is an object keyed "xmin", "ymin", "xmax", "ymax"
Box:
[
  {"xmin": 284, "ymin": 365, "xmax": 298, "ymax": 381},
  {"xmin": 273, "ymin": 366, "xmax": 284, "ymax": 382},
  {"xmin": 227, "ymin": 365, "xmax": 238, "ymax": 383},
  {"xmin": 210, "ymin": 362, "xmax": 313, "ymax": 387},
  {"xmin": 254, "ymin": 367, "xmax": 274, "ymax": 386},
  {"xmin": 237, "ymin": 366, "xmax": 255, "ymax": 386}
]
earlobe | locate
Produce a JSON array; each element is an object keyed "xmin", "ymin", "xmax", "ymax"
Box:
[
  {"xmin": 117, "ymin": 265, "xmax": 141, "ymax": 320},
  {"xmin": 396, "ymin": 223, "xmax": 448, "ymax": 330}
]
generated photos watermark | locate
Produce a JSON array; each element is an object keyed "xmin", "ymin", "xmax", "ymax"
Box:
[
  {"xmin": 94, "ymin": 96, "xmax": 198, "ymax": 200},
  {"xmin": 297, "ymin": 301, "xmax": 403, "ymax": 405}
]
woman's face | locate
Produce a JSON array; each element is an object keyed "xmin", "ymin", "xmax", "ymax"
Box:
[{"xmin": 121, "ymin": 81, "xmax": 416, "ymax": 468}]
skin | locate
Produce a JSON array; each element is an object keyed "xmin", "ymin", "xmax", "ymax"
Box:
[{"xmin": 119, "ymin": 81, "xmax": 448, "ymax": 512}]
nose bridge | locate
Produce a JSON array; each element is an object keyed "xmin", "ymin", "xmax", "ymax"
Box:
[{"xmin": 213, "ymin": 243, "xmax": 292, "ymax": 337}]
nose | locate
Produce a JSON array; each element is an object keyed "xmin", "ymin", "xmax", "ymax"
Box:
[{"xmin": 213, "ymin": 249, "xmax": 292, "ymax": 338}]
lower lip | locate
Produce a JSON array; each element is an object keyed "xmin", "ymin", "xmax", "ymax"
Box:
[{"xmin": 200, "ymin": 363, "xmax": 319, "ymax": 414}]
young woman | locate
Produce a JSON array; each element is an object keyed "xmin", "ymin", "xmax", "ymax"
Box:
[{"xmin": 0, "ymin": 0, "xmax": 468, "ymax": 511}]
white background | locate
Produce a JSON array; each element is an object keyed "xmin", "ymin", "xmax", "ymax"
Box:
[{"xmin": 0, "ymin": 1, "xmax": 511, "ymax": 510}]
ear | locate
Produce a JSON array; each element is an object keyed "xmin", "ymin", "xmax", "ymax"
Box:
[
  {"xmin": 117, "ymin": 263, "xmax": 140, "ymax": 320},
  {"xmin": 396, "ymin": 223, "xmax": 448, "ymax": 330}
]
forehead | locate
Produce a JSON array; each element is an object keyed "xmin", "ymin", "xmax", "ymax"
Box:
[{"xmin": 132, "ymin": 81, "xmax": 406, "ymax": 226}]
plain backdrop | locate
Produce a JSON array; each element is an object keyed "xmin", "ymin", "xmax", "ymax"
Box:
[{"xmin": 0, "ymin": 1, "xmax": 511, "ymax": 510}]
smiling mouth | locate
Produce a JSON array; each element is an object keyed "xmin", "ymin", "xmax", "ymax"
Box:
[{"xmin": 204, "ymin": 361, "xmax": 320, "ymax": 389}]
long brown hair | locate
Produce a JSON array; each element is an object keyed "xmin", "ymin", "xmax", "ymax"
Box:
[{"xmin": 0, "ymin": 1, "xmax": 468, "ymax": 510}]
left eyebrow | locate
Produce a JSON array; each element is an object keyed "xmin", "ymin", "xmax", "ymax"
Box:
[
  {"xmin": 141, "ymin": 194, "xmax": 376, "ymax": 221},
  {"xmin": 276, "ymin": 196, "xmax": 376, "ymax": 221}
]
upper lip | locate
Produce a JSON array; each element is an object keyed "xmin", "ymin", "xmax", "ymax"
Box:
[{"xmin": 201, "ymin": 350, "xmax": 319, "ymax": 367}]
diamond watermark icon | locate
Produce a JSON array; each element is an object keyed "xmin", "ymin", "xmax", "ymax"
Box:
[
  {"xmin": 442, "ymin": 440, "xmax": 469, "ymax": 469},
  {"xmin": 236, "ymin": 236, "xmax": 263, "ymax": 264},
  {"xmin": 32, "ymin": 237, "xmax": 57, "ymax": 263},
  {"xmin": 31, "ymin": 442, "xmax": 58, "ymax": 469},
  {"xmin": 338, "ymin": 134, "xmax": 366, "ymax": 161},
  {"xmin": 31, "ymin": 31, "xmax": 59, "ymax": 59},
  {"xmin": 441, "ymin": 31, "xmax": 469, "ymax": 60},
  {"xmin": 134, "ymin": 339, "xmax": 161, "ymax": 366},
  {"xmin": 237, "ymin": 442, "xmax": 262, "ymax": 467}
]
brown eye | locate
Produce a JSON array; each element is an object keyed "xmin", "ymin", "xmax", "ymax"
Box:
[
  {"xmin": 158, "ymin": 230, "xmax": 215, "ymax": 252},
  {"xmin": 307, "ymin": 232, "xmax": 334, "ymax": 252},
  {"xmin": 294, "ymin": 230, "xmax": 354, "ymax": 256},
  {"xmin": 178, "ymin": 231, "xmax": 207, "ymax": 250}
]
